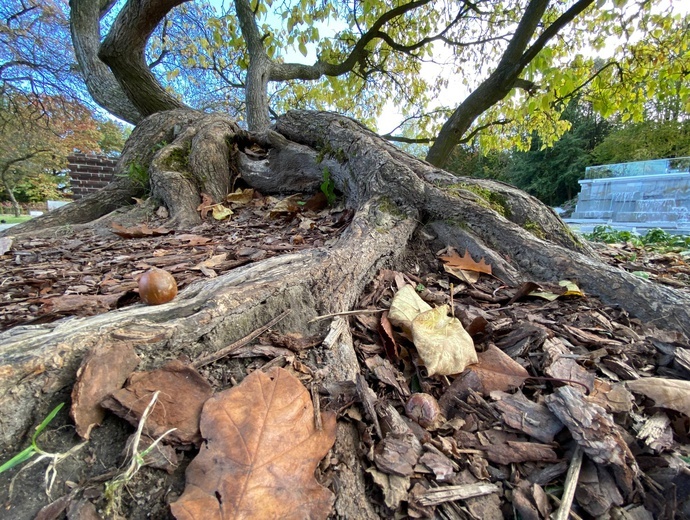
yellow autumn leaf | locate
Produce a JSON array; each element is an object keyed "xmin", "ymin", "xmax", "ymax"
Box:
[
  {"xmin": 212, "ymin": 204, "xmax": 233, "ymax": 221},
  {"xmin": 225, "ymin": 188, "xmax": 254, "ymax": 205},
  {"xmin": 388, "ymin": 285, "xmax": 432, "ymax": 334},
  {"xmin": 411, "ymin": 305, "xmax": 477, "ymax": 376}
]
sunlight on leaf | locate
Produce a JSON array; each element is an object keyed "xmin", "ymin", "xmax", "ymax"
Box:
[{"xmin": 171, "ymin": 367, "xmax": 336, "ymax": 520}]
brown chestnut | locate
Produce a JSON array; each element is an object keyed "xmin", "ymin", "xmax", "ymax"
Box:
[
  {"xmin": 138, "ymin": 268, "xmax": 177, "ymax": 305},
  {"xmin": 405, "ymin": 393, "xmax": 443, "ymax": 429}
]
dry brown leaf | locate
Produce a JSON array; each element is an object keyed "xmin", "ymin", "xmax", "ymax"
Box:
[
  {"xmin": 101, "ymin": 360, "xmax": 213, "ymax": 446},
  {"xmin": 171, "ymin": 367, "xmax": 336, "ymax": 520},
  {"xmin": 411, "ymin": 305, "xmax": 477, "ymax": 376},
  {"xmin": 442, "ymin": 264, "xmax": 480, "ymax": 283},
  {"xmin": 70, "ymin": 341, "xmax": 140, "ymax": 439},
  {"xmin": 176, "ymin": 234, "xmax": 212, "ymax": 246},
  {"xmin": 388, "ymin": 284, "xmax": 432, "ymax": 334},
  {"xmin": 439, "ymin": 248, "xmax": 492, "ymax": 275},
  {"xmin": 464, "ymin": 344, "xmax": 529, "ymax": 394},
  {"xmin": 196, "ymin": 192, "xmax": 215, "ymax": 219},
  {"xmin": 111, "ymin": 222, "xmax": 172, "ymax": 238},
  {"xmin": 627, "ymin": 377, "xmax": 690, "ymax": 418},
  {"xmin": 268, "ymin": 193, "xmax": 303, "ymax": 217}
]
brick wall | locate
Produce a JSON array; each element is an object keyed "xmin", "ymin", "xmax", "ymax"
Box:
[{"xmin": 68, "ymin": 153, "xmax": 119, "ymax": 199}]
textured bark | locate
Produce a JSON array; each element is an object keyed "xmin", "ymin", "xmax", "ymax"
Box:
[
  {"xmin": 98, "ymin": 0, "xmax": 190, "ymax": 117},
  {"xmin": 69, "ymin": 0, "xmax": 142, "ymax": 124},
  {"xmin": 2, "ymin": 109, "xmax": 689, "ymax": 519}
]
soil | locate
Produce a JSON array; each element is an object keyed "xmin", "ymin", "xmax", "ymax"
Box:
[{"xmin": 1, "ymin": 194, "xmax": 689, "ymax": 519}]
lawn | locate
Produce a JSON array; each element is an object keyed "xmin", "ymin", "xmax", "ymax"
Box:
[{"xmin": 0, "ymin": 214, "xmax": 32, "ymax": 224}]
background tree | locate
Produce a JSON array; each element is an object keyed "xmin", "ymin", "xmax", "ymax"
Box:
[{"xmin": 0, "ymin": 94, "xmax": 100, "ymax": 215}]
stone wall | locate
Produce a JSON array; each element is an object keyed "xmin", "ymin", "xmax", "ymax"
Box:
[
  {"xmin": 572, "ymin": 172, "xmax": 690, "ymax": 225},
  {"xmin": 68, "ymin": 153, "xmax": 118, "ymax": 199}
]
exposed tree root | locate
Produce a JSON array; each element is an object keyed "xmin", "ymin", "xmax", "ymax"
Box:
[{"xmin": 1, "ymin": 110, "xmax": 689, "ymax": 518}]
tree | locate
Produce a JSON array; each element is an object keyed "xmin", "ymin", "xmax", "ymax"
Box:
[
  {"xmin": 2, "ymin": 1, "xmax": 690, "ymax": 517},
  {"xmin": 0, "ymin": 93, "xmax": 100, "ymax": 215},
  {"xmin": 484, "ymin": 98, "xmax": 610, "ymax": 206}
]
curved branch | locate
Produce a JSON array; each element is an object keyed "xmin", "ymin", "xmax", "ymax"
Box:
[
  {"xmin": 98, "ymin": 0, "xmax": 190, "ymax": 118},
  {"xmin": 425, "ymin": 0, "xmax": 595, "ymax": 167},
  {"xmin": 70, "ymin": 0, "xmax": 143, "ymax": 124}
]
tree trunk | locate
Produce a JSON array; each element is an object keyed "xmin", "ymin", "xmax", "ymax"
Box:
[
  {"xmin": 1, "ymin": 175, "xmax": 20, "ymax": 218},
  {"xmin": 1, "ymin": 109, "xmax": 689, "ymax": 518}
]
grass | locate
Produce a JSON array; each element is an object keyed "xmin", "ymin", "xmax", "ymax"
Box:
[{"xmin": 0, "ymin": 214, "xmax": 32, "ymax": 224}]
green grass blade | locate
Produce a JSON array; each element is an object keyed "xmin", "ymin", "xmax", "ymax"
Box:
[
  {"xmin": 32, "ymin": 402, "xmax": 64, "ymax": 444},
  {"xmin": 0, "ymin": 446, "xmax": 36, "ymax": 474}
]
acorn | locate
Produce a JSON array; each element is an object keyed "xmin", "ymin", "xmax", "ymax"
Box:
[
  {"xmin": 138, "ymin": 268, "xmax": 177, "ymax": 305},
  {"xmin": 405, "ymin": 393, "xmax": 443, "ymax": 429}
]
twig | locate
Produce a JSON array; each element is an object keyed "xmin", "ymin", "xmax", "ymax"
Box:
[
  {"xmin": 547, "ymin": 494, "xmax": 585, "ymax": 520},
  {"xmin": 308, "ymin": 308, "xmax": 385, "ymax": 323},
  {"xmin": 552, "ymin": 446, "xmax": 583, "ymax": 520},
  {"xmin": 193, "ymin": 310, "xmax": 291, "ymax": 368}
]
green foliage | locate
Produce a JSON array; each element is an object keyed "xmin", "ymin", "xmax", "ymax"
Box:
[
  {"xmin": 97, "ymin": 120, "xmax": 131, "ymax": 156},
  {"xmin": 13, "ymin": 173, "xmax": 68, "ymax": 202},
  {"xmin": 592, "ymin": 120, "xmax": 690, "ymax": 165},
  {"xmin": 0, "ymin": 403, "xmax": 64, "ymax": 474},
  {"xmin": 120, "ymin": 160, "xmax": 150, "ymax": 191},
  {"xmin": 320, "ymin": 167, "xmax": 336, "ymax": 205},
  {"xmin": 584, "ymin": 225, "xmax": 690, "ymax": 253}
]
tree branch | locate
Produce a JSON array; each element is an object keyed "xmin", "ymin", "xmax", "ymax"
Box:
[
  {"xmin": 70, "ymin": 0, "xmax": 143, "ymax": 124},
  {"xmin": 98, "ymin": 0, "xmax": 190, "ymax": 118}
]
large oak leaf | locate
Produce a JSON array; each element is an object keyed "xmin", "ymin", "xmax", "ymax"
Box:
[{"xmin": 171, "ymin": 367, "xmax": 336, "ymax": 520}]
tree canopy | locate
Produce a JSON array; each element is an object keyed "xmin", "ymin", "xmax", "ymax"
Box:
[{"xmin": 63, "ymin": 0, "xmax": 688, "ymax": 167}]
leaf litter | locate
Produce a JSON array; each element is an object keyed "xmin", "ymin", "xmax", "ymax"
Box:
[{"xmin": 2, "ymin": 207, "xmax": 690, "ymax": 519}]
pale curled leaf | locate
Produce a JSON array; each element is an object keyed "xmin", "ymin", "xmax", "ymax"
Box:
[
  {"xmin": 627, "ymin": 377, "xmax": 690, "ymax": 418},
  {"xmin": 388, "ymin": 285, "xmax": 432, "ymax": 334},
  {"xmin": 171, "ymin": 367, "xmax": 336, "ymax": 520},
  {"xmin": 411, "ymin": 305, "xmax": 477, "ymax": 376},
  {"xmin": 211, "ymin": 204, "xmax": 233, "ymax": 220}
]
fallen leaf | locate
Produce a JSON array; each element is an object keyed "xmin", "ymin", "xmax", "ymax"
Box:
[
  {"xmin": 225, "ymin": 188, "xmax": 254, "ymax": 204},
  {"xmin": 176, "ymin": 234, "xmax": 212, "ymax": 246},
  {"xmin": 626, "ymin": 377, "xmax": 690, "ymax": 418},
  {"xmin": 442, "ymin": 264, "xmax": 480, "ymax": 283},
  {"xmin": 196, "ymin": 192, "xmax": 215, "ymax": 219},
  {"xmin": 378, "ymin": 311, "xmax": 399, "ymax": 360},
  {"xmin": 388, "ymin": 284, "xmax": 432, "ymax": 334},
  {"xmin": 212, "ymin": 204, "xmax": 233, "ymax": 221},
  {"xmin": 411, "ymin": 305, "xmax": 477, "ymax": 376},
  {"xmin": 102, "ymin": 360, "xmax": 213, "ymax": 446},
  {"xmin": 439, "ymin": 248, "xmax": 492, "ymax": 275},
  {"xmin": 463, "ymin": 344, "xmax": 529, "ymax": 395},
  {"xmin": 192, "ymin": 253, "xmax": 228, "ymax": 270},
  {"xmin": 111, "ymin": 222, "xmax": 172, "ymax": 238},
  {"xmin": 70, "ymin": 341, "xmax": 140, "ymax": 439},
  {"xmin": 269, "ymin": 193, "xmax": 303, "ymax": 217},
  {"xmin": 529, "ymin": 280, "xmax": 584, "ymax": 300},
  {"xmin": 171, "ymin": 367, "xmax": 336, "ymax": 520}
]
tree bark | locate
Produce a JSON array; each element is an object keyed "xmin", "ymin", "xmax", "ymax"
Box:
[
  {"xmin": 2, "ymin": 109, "xmax": 689, "ymax": 518},
  {"xmin": 69, "ymin": 0, "xmax": 143, "ymax": 124}
]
